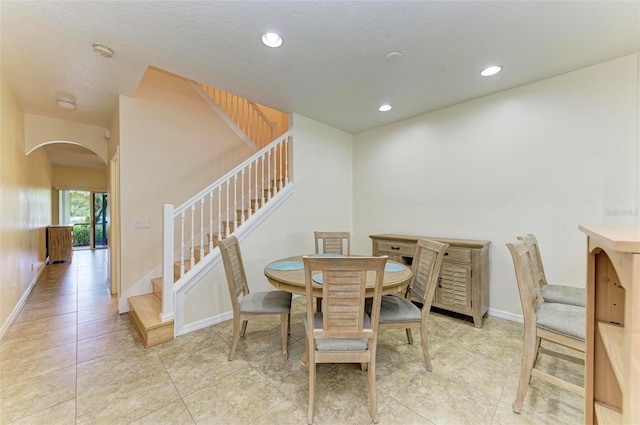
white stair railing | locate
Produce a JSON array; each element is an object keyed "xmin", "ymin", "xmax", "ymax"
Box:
[
  {"xmin": 160, "ymin": 130, "xmax": 292, "ymax": 321},
  {"xmin": 199, "ymin": 84, "xmax": 276, "ymax": 150}
]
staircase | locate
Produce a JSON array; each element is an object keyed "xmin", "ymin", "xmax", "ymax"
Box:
[
  {"xmin": 128, "ymin": 100, "xmax": 291, "ymax": 347},
  {"xmin": 128, "ymin": 284, "xmax": 173, "ymax": 347}
]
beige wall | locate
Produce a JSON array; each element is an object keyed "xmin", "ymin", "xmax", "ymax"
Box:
[
  {"xmin": 352, "ymin": 54, "xmax": 639, "ymax": 317},
  {"xmin": 24, "ymin": 114, "xmax": 108, "ymax": 164},
  {"xmin": 0, "ymin": 74, "xmax": 53, "ymax": 335},
  {"xmin": 118, "ymin": 68, "xmax": 254, "ymax": 296},
  {"xmin": 52, "ymin": 165, "xmax": 107, "ymax": 192},
  {"xmin": 108, "ymin": 102, "xmax": 121, "ymax": 295},
  {"xmin": 50, "ymin": 165, "xmax": 108, "ymax": 224},
  {"xmin": 637, "ymin": 50, "xmax": 640, "ymax": 226},
  {"xmin": 256, "ymin": 102, "xmax": 289, "ymax": 138}
]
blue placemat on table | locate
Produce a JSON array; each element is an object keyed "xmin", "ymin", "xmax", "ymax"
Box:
[
  {"xmin": 268, "ymin": 261, "xmax": 304, "ymax": 271},
  {"xmin": 385, "ymin": 263, "xmax": 405, "ymax": 272},
  {"xmin": 311, "ymin": 253, "xmax": 345, "ymax": 258},
  {"xmin": 312, "ymin": 273, "xmax": 323, "ymax": 284}
]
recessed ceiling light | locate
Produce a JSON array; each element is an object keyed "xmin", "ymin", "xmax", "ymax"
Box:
[
  {"xmin": 56, "ymin": 97, "xmax": 77, "ymax": 110},
  {"xmin": 261, "ymin": 32, "xmax": 283, "ymax": 48},
  {"xmin": 92, "ymin": 42, "xmax": 114, "ymax": 58},
  {"xmin": 378, "ymin": 104, "xmax": 392, "ymax": 112},
  {"xmin": 480, "ymin": 65, "xmax": 502, "ymax": 77}
]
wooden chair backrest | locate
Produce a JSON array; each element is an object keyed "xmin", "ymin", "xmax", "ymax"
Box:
[
  {"xmin": 303, "ymin": 256, "xmax": 386, "ymax": 341},
  {"xmin": 408, "ymin": 239, "xmax": 449, "ymax": 304},
  {"xmin": 506, "ymin": 240, "xmax": 544, "ymax": 324},
  {"xmin": 517, "ymin": 234, "xmax": 548, "ymax": 288},
  {"xmin": 314, "ymin": 231, "xmax": 351, "ymax": 256},
  {"xmin": 218, "ymin": 236, "xmax": 249, "ymax": 308}
]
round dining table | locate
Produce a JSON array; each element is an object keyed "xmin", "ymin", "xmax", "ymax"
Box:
[{"xmin": 263, "ymin": 255, "xmax": 413, "ymax": 298}]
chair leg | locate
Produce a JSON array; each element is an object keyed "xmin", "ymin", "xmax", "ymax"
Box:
[
  {"xmin": 368, "ymin": 356, "xmax": 378, "ymax": 423},
  {"xmin": 513, "ymin": 327, "xmax": 537, "ymax": 413},
  {"xmin": 307, "ymin": 362, "xmax": 316, "ymax": 424},
  {"xmin": 228, "ymin": 315, "xmax": 242, "ymax": 361},
  {"xmin": 240, "ymin": 319, "xmax": 248, "ymax": 337},
  {"xmin": 281, "ymin": 313, "xmax": 289, "ymax": 360},
  {"xmin": 534, "ymin": 336, "xmax": 542, "ymax": 364},
  {"xmin": 420, "ymin": 322, "xmax": 432, "ymax": 372},
  {"xmin": 406, "ymin": 328, "xmax": 414, "ymax": 345}
]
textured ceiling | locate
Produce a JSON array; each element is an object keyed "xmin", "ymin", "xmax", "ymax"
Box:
[{"xmin": 1, "ymin": 1, "xmax": 639, "ymax": 167}]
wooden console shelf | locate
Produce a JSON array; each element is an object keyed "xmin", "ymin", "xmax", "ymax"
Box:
[
  {"xmin": 370, "ymin": 234, "xmax": 490, "ymax": 327},
  {"xmin": 580, "ymin": 225, "xmax": 640, "ymax": 425},
  {"xmin": 47, "ymin": 225, "xmax": 73, "ymax": 264}
]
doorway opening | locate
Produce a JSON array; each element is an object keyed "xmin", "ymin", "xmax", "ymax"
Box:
[{"xmin": 59, "ymin": 190, "xmax": 109, "ymax": 249}]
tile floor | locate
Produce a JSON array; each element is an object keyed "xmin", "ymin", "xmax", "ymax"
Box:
[{"xmin": 0, "ymin": 249, "xmax": 584, "ymax": 424}]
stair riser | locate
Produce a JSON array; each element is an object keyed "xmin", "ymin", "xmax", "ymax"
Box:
[
  {"xmin": 152, "ymin": 279, "xmax": 163, "ymax": 301},
  {"xmin": 129, "ymin": 310, "xmax": 174, "ymax": 347}
]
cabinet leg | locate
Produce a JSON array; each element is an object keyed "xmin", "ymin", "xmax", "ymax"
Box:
[{"xmin": 473, "ymin": 312, "xmax": 484, "ymax": 328}]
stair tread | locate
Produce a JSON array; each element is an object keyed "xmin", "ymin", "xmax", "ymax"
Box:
[{"xmin": 129, "ymin": 294, "xmax": 172, "ymax": 330}]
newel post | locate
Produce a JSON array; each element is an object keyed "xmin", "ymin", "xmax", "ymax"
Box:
[{"xmin": 161, "ymin": 204, "xmax": 175, "ymax": 321}]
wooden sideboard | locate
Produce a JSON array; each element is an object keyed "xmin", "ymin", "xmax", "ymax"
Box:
[
  {"xmin": 580, "ymin": 225, "xmax": 640, "ymax": 425},
  {"xmin": 47, "ymin": 225, "xmax": 73, "ymax": 264},
  {"xmin": 370, "ymin": 234, "xmax": 490, "ymax": 327}
]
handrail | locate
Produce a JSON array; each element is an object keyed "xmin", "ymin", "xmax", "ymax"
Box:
[
  {"xmin": 199, "ymin": 84, "xmax": 276, "ymax": 150},
  {"xmin": 161, "ymin": 130, "xmax": 292, "ymax": 322},
  {"xmin": 174, "ymin": 130, "xmax": 291, "ymax": 216}
]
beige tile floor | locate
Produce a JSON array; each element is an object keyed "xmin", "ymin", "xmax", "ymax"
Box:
[{"xmin": 0, "ymin": 249, "xmax": 584, "ymax": 425}]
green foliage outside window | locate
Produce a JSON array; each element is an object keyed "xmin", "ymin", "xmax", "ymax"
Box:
[{"xmin": 68, "ymin": 191, "xmax": 108, "ymax": 247}]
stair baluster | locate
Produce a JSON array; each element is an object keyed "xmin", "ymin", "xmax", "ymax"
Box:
[{"xmin": 139, "ymin": 131, "xmax": 292, "ymax": 347}]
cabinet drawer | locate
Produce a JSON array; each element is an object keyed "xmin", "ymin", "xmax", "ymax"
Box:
[
  {"xmin": 375, "ymin": 241, "xmax": 415, "ymax": 257},
  {"xmin": 443, "ymin": 247, "xmax": 471, "ymax": 263}
]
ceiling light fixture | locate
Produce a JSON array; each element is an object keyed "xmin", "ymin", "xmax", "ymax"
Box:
[
  {"xmin": 480, "ymin": 65, "xmax": 502, "ymax": 77},
  {"xmin": 378, "ymin": 104, "xmax": 392, "ymax": 112},
  {"xmin": 92, "ymin": 42, "xmax": 114, "ymax": 58},
  {"xmin": 56, "ymin": 97, "xmax": 77, "ymax": 110},
  {"xmin": 386, "ymin": 51, "xmax": 403, "ymax": 63},
  {"xmin": 261, "ymin": 32, "xmax": 283, "ymax": 48}
]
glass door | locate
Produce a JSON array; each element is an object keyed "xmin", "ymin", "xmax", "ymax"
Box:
[
  {"xmin": 68, "ymin": 190, "xmax": 91, "ymax": 248},
  {"xmin": 93, "ymin": 193, "xmax": 109, "ymax": 248},
  {"xmin": 60, "ymin": 190, "xmax": 109, "ymax": 249}
]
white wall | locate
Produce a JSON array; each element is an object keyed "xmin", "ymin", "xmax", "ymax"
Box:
[
  {"xmin": 181, "ymin": 113, "xmax": 354, "ymax": 325},
  {"xmin": 352, "ymin": 54, "xmax": 639, "ymax": 316}
]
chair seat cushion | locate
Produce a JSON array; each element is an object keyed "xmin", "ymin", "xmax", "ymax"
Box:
[
  {"xmin": 303, "ymin": 312, "xmax": 370, "ymax": 352},
  {"xmin": 536, "ymin": 302, "xmax": 585, "ymax": 340},
  {"xmin": 240, "ymin": 291, "xmax": 292, "ymax": 314},
  {"xmin": 541, "ymin": 284, "xmax": 586, "ymax": 307},
  {"xmin": 378, "ymin": 295, "xmax": 421, "ymax": 323}
]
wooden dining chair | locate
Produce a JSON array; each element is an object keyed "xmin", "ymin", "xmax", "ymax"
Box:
[
  {"xmin": 314, "ymin": 231, "xmax": 351, "ymax": 255},
  {"xmin": 218, "ymin": 236, "xmax": 292, "ymax": 361},
  {"xmin": 506, "ymin": 239, "xmax": 585, "ymax": 413},
  {"xmin": 377, "ymin": 238, "xmax": 448, "ymax": 371},
  {"xmin": 302, "ymin": 255, "xmax": 387, "ymax": 424},
  {"xmin": 518, "ymin": 234, "xmax": 585, "ymax": 307}
]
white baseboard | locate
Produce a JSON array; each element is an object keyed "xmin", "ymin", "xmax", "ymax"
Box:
[
  {"xmin": 488, "ymin": 307, "xmax": 523, "ymax": 324},
  {"xmin": 0, "ymin": 265, "xmax": 45, "ymax": 341},
  {"xmin": 175, "ymin": 311, "xmax": 233, "ymax": 337}
]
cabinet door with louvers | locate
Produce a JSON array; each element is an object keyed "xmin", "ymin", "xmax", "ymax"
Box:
[{"xmin": 435, "ymin": 262, "xmax": 472, "ymax": 312}]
